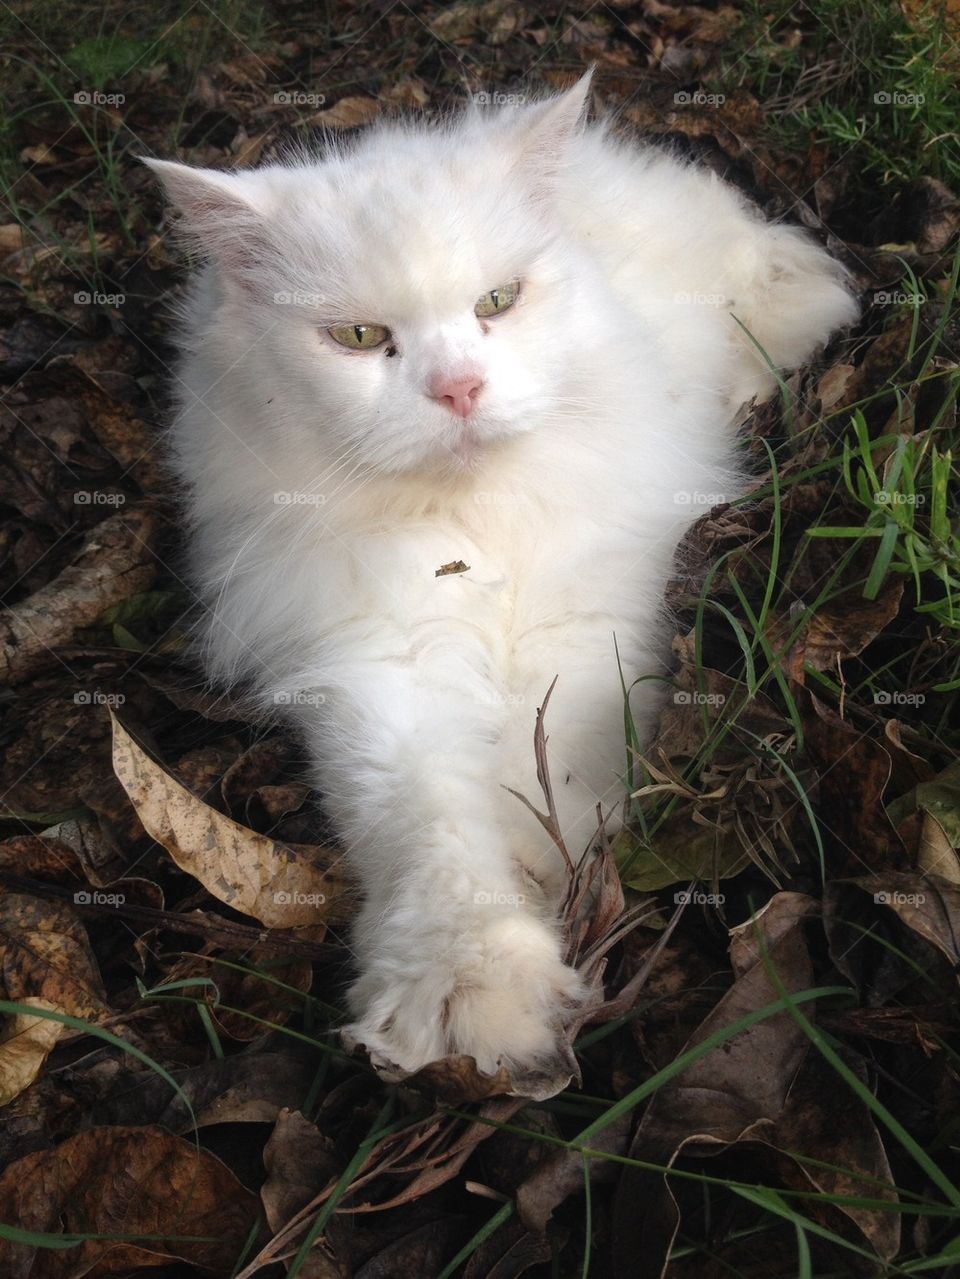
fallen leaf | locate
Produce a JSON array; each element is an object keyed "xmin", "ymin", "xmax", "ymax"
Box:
[
  {"xmin": 0, "ymin": 998, "xmax": 63, "ymax": 1106},
  {"xmin": 110, "ymin": 712, "xmax": 350, "ymax": 927},
  {"xmin": 612, "ymin": 893, "xmax": 819, "ymax": 1277},
  {"xmin": 262, "ymin": 1109, "xmax": 340, "ymax": 1228},
  {"xmin": 0, "ymin": 1125, "xmax": 258, "ymax": 1276},
  {"xmin": 0, "ymin": 506, "xmax": 158, "ymax": 684},
  {"xmin": 799, "ymin": 575, "xmax": 904, "ymax": 672},
  {"xmin": 0, "ymin": 892, "xmax": 107, "ymax": 1021},
  {"xmin": 309, "ymin": 96, "xmax": 380, "ymax": 129}
]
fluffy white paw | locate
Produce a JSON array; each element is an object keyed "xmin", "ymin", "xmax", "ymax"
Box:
[{"xmin": 343, "ymin": 910, "xmax": 585, "ymax": 1083}]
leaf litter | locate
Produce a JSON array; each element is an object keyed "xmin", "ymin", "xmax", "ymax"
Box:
[{"xmin": 0, "ymin": 1, "xmax": 958, "ymax": 1275}]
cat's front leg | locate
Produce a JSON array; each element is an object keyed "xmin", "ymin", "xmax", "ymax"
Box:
[{"xmin": 300, "ymin": 671, "xmax": 585, "ymax": 1081}]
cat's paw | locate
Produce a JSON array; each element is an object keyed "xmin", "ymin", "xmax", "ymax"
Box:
[{"xmin": 343, "ymin": 911, "xmax": 585, "ymax": 1090}]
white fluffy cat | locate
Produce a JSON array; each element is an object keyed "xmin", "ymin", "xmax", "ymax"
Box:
[{"xmin": 146, "ymin": 72, "xmax": 856, "ymax": 1084}]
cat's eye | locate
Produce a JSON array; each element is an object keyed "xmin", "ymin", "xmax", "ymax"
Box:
[
  {"xmin": 328, "ymin": 322, "xmax": 391, "ymax": 350},
  {"xmin": 475, "ymin": 281, "xmax": 519, "ymax": 319}
]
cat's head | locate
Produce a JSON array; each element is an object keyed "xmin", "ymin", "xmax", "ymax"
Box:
[{"xmin": 146, "ymin": 72, "xmax": 621, "ymax": 477}]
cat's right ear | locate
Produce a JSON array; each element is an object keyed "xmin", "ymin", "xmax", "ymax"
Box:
[{"xmin": 142, "ymin": 158, "xmax": 270, "ymax": 282}]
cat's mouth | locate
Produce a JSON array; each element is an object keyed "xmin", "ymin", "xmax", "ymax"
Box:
[{"xmin": 449, "ymin": 425, "xmax": 482, "ymax": 466}]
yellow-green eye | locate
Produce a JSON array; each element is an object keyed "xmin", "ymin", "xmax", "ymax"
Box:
[
  {"xmin": 328, "ymin": 322, "xmax": 391, "ymax": 350},
  {"xmin": 475, "ymin": 281, "xmax": 519, "ymax": 318}
]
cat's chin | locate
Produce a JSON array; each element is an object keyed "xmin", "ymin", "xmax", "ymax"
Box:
[{"xmin": 434, "ymin": 420, "xmax": 520, "ymax": 474}]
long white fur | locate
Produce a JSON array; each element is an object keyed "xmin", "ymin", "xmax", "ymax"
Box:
[{"xmin": 146, "ymin": 74, "xmax": 857, "ymax": 1077}]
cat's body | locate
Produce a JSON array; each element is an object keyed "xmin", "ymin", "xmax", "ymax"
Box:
[{"xmin": 148, "ymin": 75, "xmax": 856, "ymax": 1081}]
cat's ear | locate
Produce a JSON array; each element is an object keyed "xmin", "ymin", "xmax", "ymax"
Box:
[
  {"xmin": 143, "ymin": 158, "xmax": 270, "ymax": 282},
  {"xmin": 511, "ymin": 69, "xmax": 594, "ymax": 181}
]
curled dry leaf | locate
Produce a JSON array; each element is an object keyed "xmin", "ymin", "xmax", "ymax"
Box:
[
  {"xmin": 798, "ymin": 575, "xmax": 904, "ymax": 673},
  {"xmin": 0, "ymin": 998, "xmax": 63, "ymax": 1106},
  {"xmin": 259, "ymin": 1108, "xmax": 347, "ymax": 1278},
  {"xmin": 89, "ymin": 1050, "xmax": 315, "ymax": 1131},
  {"xmin": 612, "ymin": 893, "xmax": 820, "ymax": 1278},
  {"xmin": 0, "ymin": 1125, "xmax": 258, "ymax": 1277},
  {"xmin": 838, "ymin": 872, "xmax": 960, "ymax": 970},
  {"xmin": 110, "ymin": 711, "xmax": 351, "ymax": 928},
  {"xmin": 0, "ymin": 891, "xmax": 107, "ymax": 1022}
]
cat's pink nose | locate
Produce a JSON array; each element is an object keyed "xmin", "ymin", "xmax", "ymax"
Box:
[{"xmin": 429, "ymin": 373, "xmax": 483, "ymax": 418}]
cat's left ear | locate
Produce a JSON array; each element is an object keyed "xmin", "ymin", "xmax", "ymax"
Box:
[
  {"xmin": 143, "ymin": 158, "xmax": 272, "ymax": 286},
  {"xmin": 510, "ymin": 69, "xmax": 594, "ymax": 181}
]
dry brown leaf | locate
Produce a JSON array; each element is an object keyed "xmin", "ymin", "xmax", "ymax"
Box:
[
  {"xmin": 0, "ymin": 998, "xmax": 63, "ymax": 1106},
  {"xmin": 612, "ymin": 894, "xmax": 819, "ymax": 1276},
  {"xmin": 800, "ymin": 576, "xmax": 904, "ymax": 672},
  {"xmin": 0, "ymin": 1125, "xmax": 258, "ymax": 1276},
  {"xmin": 309, "ymin": 97, "xmax": 380, "ymax": 129},
  {"xmin": 0, "ymin": 892, "xmax": 107, "ymax": 1022},
  {"xmin": 0, "ymin": 506, "xmax": 158, "ymax": 684},
  {"xmin": 110, "ymin": 712, "xmax": 350, "ymax": 927}
]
